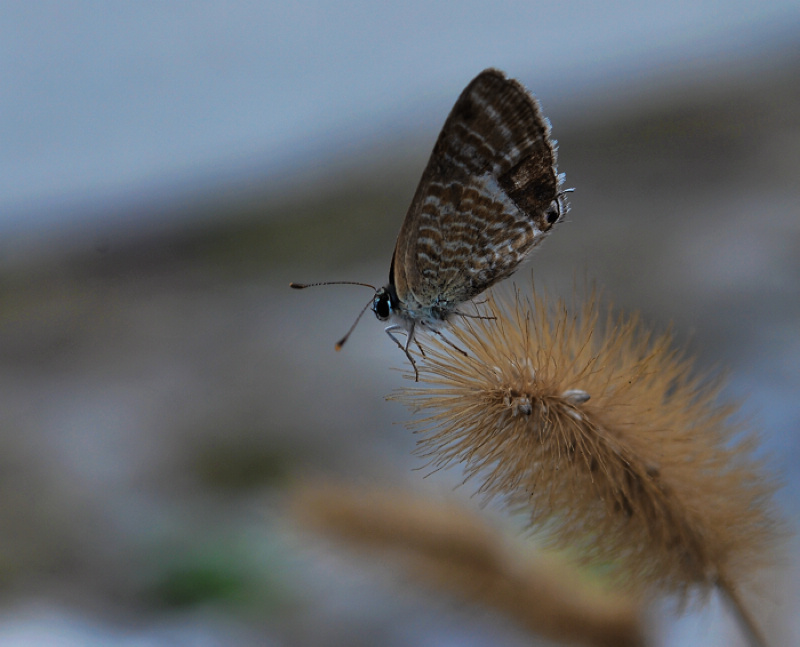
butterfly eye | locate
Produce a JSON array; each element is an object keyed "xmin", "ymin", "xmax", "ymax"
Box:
[
  {"xmin": 545, "ymin": 201, "xmax": 560, "ymax": 225},
  {"xmin": 372, "ymin": 292, "xmax": 392, "ymax": 321}
]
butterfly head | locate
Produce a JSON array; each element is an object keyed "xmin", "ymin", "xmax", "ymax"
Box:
[{"xmin": 372, "ymin": 285, "xmax": 397, "ymax": 321}]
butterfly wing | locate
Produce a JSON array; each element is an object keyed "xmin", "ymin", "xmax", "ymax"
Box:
[{"xmin": 391, "ymin": 68, "xmax": 566, "ymax": 315}]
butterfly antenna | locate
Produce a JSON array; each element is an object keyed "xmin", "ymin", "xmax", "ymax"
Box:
[
  {"xmin": 289, "ymin": 281, "xmax": 377, "ymax": 351},
  {"xmin": 335, "ymin": 297, "xmax": 374, "ymax": 351},
  {"xmin": 290, "ymin": 281, "xmax": 376, "ymax": 290}
]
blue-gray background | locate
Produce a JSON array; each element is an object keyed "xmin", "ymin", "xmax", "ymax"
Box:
[{"xmin": 1, "ymin": 2, "xmax": 798, "ymax": 645}]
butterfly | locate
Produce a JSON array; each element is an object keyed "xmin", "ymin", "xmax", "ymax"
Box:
[{"xmin": 292, "ymin": 68, "xmax": 569, "ymax": 380}]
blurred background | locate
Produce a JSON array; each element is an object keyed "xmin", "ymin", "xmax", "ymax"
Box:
[{"xmin": 1, "ymin": 2, "xmax": 799, "ymax": 645}]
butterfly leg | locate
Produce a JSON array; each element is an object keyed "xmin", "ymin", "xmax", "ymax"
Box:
[
  {"xmin": 454, "ymin": 310, "xmax": 497, "ymax": 321},
  {"xmin": 454, "ymin": 300, "xmax": 496, "ymax": 321},
  {"xmin": 430, "ymin": 327, "xmax": 468, "ymax": 357},
  {"xmin": 385, "ymin": 323, "xmax": 419, "ymax": 381}
]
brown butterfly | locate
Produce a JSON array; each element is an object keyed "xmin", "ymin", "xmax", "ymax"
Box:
[{"xmin": 292, "ymin": 68, "xmax": 569, "ymax": 380}]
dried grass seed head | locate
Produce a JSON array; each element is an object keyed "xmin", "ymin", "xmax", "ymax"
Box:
[{"xmin": 400, "ymin": 286, "xmax": 778, "ymax": 599}]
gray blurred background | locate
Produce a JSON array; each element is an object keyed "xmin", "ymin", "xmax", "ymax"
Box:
[{"xmin": 1, "ymin": 2, "xmax": 799, "ymax": 645}]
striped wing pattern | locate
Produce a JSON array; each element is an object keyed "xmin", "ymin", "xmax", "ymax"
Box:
[{"xmin": 392, "ymin": 68, "xmax": 565, "ymax": 318}]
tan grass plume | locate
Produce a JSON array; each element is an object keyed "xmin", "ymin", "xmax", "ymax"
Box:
[
  {"xmin": 397, "ymin": 286, "xmax": 779, "ymax": 644},
  {"xmin": 292, "ymin": 481, "xmax": 646, "ymax": 647}
]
